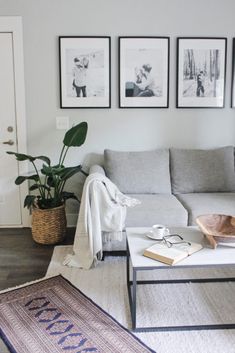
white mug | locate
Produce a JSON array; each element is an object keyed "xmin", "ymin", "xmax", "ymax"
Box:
[{"xmin": 151, "ymin": 224, "xmax": 170, "ymax": 239}]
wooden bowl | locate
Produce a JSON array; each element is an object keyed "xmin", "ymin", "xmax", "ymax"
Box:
[{"xmin": 196, "ymin": 214, "xmax": 235, "ymax": 249}]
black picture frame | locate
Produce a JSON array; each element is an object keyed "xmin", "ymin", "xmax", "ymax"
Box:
[
  {"xmin": 176, "ymin": 37, "xmax": 227, "ymax": 108},
  {"xmin": 119, "ymin": 36, "xmax": 170, "ymax": 108},
  {"xmin": 59, "ymin": 36, "xmax": 111, "ymax": 108},
  {"xmin": 231, "ymin": 38, "xmax": 235, "ymax": 108}
]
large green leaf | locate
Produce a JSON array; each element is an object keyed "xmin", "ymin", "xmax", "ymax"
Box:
[
  {"xmin": 29, "ymin": 184, "xmax": 50, "ymax": 191},
  {"xmin": 46, "ymin": 176, "xmax": 56, "ymax": 187},
  {"xmin": 15, "ymin": 174, "xmax": 39, "ymax": 185},
  {"xmin": 59, "ymin": 166, "xmax": 82, "ymax": 181},
  {"xmin": 7, "ymin": 152, "xmax": 50, "ymax": 165},
  {"xmin": 7, "ymin": 152, "xmax": 35, "ymax": 162},
  {"xmin": 41, "ymin": 165, "xmax": 53, "ymax": 175},
  {"xmin": 61, "ymin": 191, "xmax": 79, "ymax": 202},
  {"xmin": 41, "ymin": 164, "xmax": 64, "ymax": 176},
  {"xmin": 63, "ymin": 122, "xmax": 88, "ymax": 147},
  {"xmin": 35, "ymin": 156, "xmax": 51, "ymax": 165},
  {"xmin": 24, "ymin": 195, "xmax": 37, "ymax": 209}
]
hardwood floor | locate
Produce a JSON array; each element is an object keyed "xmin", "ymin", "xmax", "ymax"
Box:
[{"xmin": 0, "ymin": 227, "xmax": 75, "ymax": 290}]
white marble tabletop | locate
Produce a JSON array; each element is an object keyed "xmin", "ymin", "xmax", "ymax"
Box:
[{"xmin": 126, "ymin": 227, "xmax": 235, "ymax": 269}]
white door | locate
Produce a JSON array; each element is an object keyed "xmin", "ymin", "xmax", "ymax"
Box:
[{"xmin": 0, "ymin": 17, "xmax": 27, "ymax": 227}]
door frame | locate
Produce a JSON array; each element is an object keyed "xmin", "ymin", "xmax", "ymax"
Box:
[{"xmin": 0, "ymin": 17, "xmax": 29, "ymax": 227}]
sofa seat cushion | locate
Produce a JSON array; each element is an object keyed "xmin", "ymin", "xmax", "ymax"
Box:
[
  {"xmin": 104, "ymin": 149, "xmax": 171, "ymax": 194},
  {"xmin": 176, "ymin": 193, "xmax": 235, "ymax": 225},
  {"xmin": 125, "ymin": 194, "xmax": 188, "ymax": 227},
  {"xmin": 170, "ymin": 146, "xmax": 235, "ymax": 194}
]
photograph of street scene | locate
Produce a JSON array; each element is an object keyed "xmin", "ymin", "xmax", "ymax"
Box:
[{"xmin": 182, "ymin": 49, "xmax": 223, "ymax": 98}]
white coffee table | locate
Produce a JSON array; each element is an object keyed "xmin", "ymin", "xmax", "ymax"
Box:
[{"xmin": 126, "ymin": 227, "xmax": 235, "ymax": 332}]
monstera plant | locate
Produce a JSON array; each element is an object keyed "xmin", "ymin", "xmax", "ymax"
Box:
[{"xmin": 7, "ymin": 121, "xmax": 88, "ymax": 244}]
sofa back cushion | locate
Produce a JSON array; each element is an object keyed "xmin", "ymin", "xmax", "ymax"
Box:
[
  {"xmin": 170, "ymin": 146, "xmax": 235, "ymax": 194},
  {"xmin": 104, "ymin": 149, "xmax": 171, "ymax": 194}
]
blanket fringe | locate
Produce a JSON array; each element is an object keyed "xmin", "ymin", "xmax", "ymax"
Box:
[{"xmin": 102, "ymin": 231, "xmax": 123, "ymax": 243}]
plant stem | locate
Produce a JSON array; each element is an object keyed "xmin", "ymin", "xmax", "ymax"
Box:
[
  {"xmin": 59, "ymin": 179, "xmax": 66, "ymax": 195},
  {"xmin": 60, "ymin": 145, "xmax": 70, "ymax": 166},
  {"xmin": 32, "ymin": 160, "xmax": 45, "ymax": 199},
  {"xmin": 58, "ymin": 145, "xmax": 66, "ymax": 166}
]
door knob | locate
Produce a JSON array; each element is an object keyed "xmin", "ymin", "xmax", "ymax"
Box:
[
  {"xmin": 7, "ymin": 126, "xmax": 14, "ymax": 132},
  {"xmin": 2, "ymin": 139, "xmax": 14, "ymax": 145}
]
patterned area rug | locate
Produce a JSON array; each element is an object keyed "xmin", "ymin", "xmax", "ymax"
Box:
[
  {"xmin": 0, "ymin": 275, "xmax": 155, "ymax": 353},
  {"xmin": 46, "ymin": 246, "xmax": 235, "ymax": 353}
]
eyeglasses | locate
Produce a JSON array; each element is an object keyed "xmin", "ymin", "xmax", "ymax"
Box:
[{"xmin": 161, "ymin": 234, "xmax": 191, "ymax": 248}]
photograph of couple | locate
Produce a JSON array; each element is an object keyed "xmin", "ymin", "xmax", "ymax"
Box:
[
  {"xmin": 124, "ymin": 49, "xmax": 163, "ymax": 98},
  {"xmin": 119, "ymin": 37, "xmax": 169, "ymax": 108}
]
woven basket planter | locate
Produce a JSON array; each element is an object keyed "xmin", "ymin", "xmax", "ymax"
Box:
[{"xmin": 31, "ymin": 205, "xmax": 67, "ymax": 245}]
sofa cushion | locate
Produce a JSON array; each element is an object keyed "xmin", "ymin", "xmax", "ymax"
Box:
[
  {"xmin": 176, "ymin": 193, "xmax": 235, "ymax": 225},
  {"xmin": 104, "ymin": 149, "xmax": 171, "ymax": 194},
  {"xmin": 170, "ymin": 146, "xmax": 235, "ymax": 194},
  {"xmin": 125, "ymin": 194, "xmax": 188, "ymax": 227}
]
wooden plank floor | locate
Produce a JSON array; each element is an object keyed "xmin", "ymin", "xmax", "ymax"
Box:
[{"xmin": 0, "ymin": 227, "xmax": 75, "ymax": 290}]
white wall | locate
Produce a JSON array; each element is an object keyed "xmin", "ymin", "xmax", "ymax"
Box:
[{"xmin": 1, "ymin": 0, "xmax": 235, "ymax": 224}]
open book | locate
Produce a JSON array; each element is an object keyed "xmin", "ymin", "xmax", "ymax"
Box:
[{"xmin": 143, "ymin": 242, "xmax": 203, "ymax": 265}]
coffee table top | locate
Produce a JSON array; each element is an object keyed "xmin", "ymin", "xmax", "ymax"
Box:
[{"xmin": 126, "ymin": 227, "xmax": 235, "ymax": 269}]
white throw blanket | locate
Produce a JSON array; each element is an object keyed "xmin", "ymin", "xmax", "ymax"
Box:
[{"xmin": 63, "ymin": 173, "xmax": 140, "ymax": 269}]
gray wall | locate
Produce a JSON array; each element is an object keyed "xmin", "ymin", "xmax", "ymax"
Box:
[{"xmin": 1, "ymin": 0, "xmax": 235, "ymax": 224}]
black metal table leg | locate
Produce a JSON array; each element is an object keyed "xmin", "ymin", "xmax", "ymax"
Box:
[
  {"xmin": 126, "ymin": 240, "xmax": 137, "ymax": 330},
  {"xmin": 126, "ymin": 242, "xmax": 130, "ymax": 286},
  {"xmin": 131, "ymin": 269, "xmax": 137, "ymax": 330}
]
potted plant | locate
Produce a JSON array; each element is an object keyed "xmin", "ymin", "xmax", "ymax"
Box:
[{"xmin": 7, "ymin": 121, "xmax": 88, "ymax": 245}]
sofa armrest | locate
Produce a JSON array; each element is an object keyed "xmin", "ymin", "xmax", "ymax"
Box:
[{"xmin": 89, "ymin": 164, "xmax": 106, "ymax": 176}]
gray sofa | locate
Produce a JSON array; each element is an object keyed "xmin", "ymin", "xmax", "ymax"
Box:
[{"xmin": 89, "ymin": 146, "xmax": 235, "ymax": 250}]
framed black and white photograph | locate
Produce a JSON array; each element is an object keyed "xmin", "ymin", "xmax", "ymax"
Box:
[
  {"xmin": 59, "ymin": 36, "xmax": 111, "ymax": 108},
  {"xmin": 231, "ymin": 38, "xmax": 235, "ymax": 108},
  {"xmin": 119, "ymin": 37, "xmax": 169, "ymax": 108},
  {"xmin": 177, "ymin": 37, "xmax": 227, "ymax": 108}
]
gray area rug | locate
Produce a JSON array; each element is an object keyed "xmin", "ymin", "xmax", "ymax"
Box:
[
  {"xmin": 1, "ymin": 245, "xmax": 235, "ymax": 353},
  {"xmin": 46, "ymin": 245, "xmax": 235, "ymax": 353}
]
